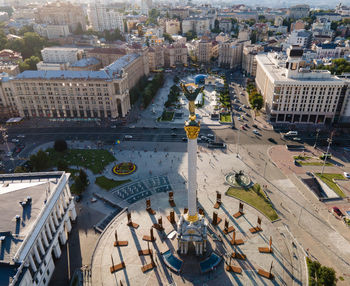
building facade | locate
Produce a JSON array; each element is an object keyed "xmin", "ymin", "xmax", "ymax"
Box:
[
  {"xmin": 165, "ymin": 20, "xmax": 181, "ymax": 35},
  {"xmin": 148, "ymin": 46, "xmax": 164, "ymax": 71},
  {"xmin": 164, "ymin": 43, "xmax": 187, "ymax": 67},
  {"xmin": 0, "ymin": 172, "xmax": 76, "ymax": 286},
  {"xmin": 285, "ymin": 29, "xmax": 312, "ymax": 49},
  {"xmin": 182, "ymin": 17, "xmax": 210, "ymax": 35},
  {"xmin": 33, "ymin": 24, "xmax": 70, "ymax": 40},
  {"xmin": 85, "ymin": 47, "xmax": 127, "ymax": 67},
  {"xmin": 288, "ymin": 5, "xmax": 310, "ymax": 19},
  {"xmin": 1, "ymin": 54, "xmax": 147, "ymax": 119},
  {"xmin": 255, "ymin": 47, "xmax": 346, "ymax": 124},
  {"xmin": 41, "ymin": 47, "xmax": 83, "ymax": 64},
  {"xmin": 242, "ymin": 44, "xmax": 264, "ymax": 77},
  {"xmin": 218, "ymin": 40, "xmax": 245, "ymax": 69},
  {"xmin": 34, "ymin": 1, "xmax": 86, "ymax": 33},
  {"xmin": 88, "ymin": 3, "xmax": 124, "ymax": 32}
]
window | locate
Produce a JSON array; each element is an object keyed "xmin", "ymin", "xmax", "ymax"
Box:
[{"xmin": 47, "ymin": 269, "xmax": 50, "ymax": 275}]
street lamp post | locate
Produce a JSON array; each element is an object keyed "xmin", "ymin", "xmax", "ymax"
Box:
[
  {"xmin": 321, "ymin": 131, "xmax": 334, "ymax": 175},
  {"xmin": 313, "ymin": 128, "xmax": 320, "ymax": 149},
  {"xmin": 236, "ymin": 126, "xmax": 240, "ymax": 158}
]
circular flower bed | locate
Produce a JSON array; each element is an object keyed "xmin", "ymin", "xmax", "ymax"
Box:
[{"xmin": 112, "ymin": 162, "xmax": 137, "ymax": 176}]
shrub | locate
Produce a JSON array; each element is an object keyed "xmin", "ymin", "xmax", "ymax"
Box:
[{"xmin": 54, "ymin": 139, "xmax": 68, "ymax": 152}]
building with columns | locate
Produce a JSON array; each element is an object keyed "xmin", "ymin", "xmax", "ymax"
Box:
[
  {"xmin": 0, "ymin": 171, "xmax": 76, "ymax": 286},
  {"xmin": 0, "ymin": 53, "xmax": 145, "ymax": 119},
  {"xmin": 255, "ymin": 47, "xmax": 347, "ymax": 124}
]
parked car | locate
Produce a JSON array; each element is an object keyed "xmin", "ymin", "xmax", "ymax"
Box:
[
  {"xmin": 332, "ymin": 207, "xmax": 344, "ymax": 217},
  {"xmin": 17, "ymin": 134, "xmax": 25, "ymax": 138},
  {"xmin": 253, "ymin": 129, "xmax": 260, "ymax": 135},
  {"xmin": 252, "ymin": 124, "xmax": 258, "ymax": 128},
  {"xmin": 292, "ymin": 137, "xmax": 301, "ymax": 142},
  {"xmin": 344, "ymin": 172, "xmax": 350, "ymax": 179},
  {"xmin": 124, "ymin": 135, "xmax": 133, "ymax": 140},
  {"xmin": 207, "ymin": 134, "xmax": 215, "ymax": 139},
  {"xmin": 182, "ymin": 137, "xmax": 188, "ymax": 142},
  {"xmin": 240, "ymin": 125, "xmax": 245, "ymax": 130},
  {"xmin": 171, "ymin": 133, "xmax": 177, "ymax": 137},
  {"xmin": 111, "ymin": 125, "xmax": 117, "ymax": 128},
  {"xmin": 11, "ymin": 139, "xmax": 19, "ymax": 143}
]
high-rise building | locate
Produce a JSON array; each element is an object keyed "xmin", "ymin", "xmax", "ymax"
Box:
[
  {"xmin": 88, "ymin": 3, "xmax": 124, "ymax": 32},
  {"xmin": 255, "ymin": 47, "xmax": 347, "ymax": 125},
  {"xmin": 218, "ymin": 40, "xmax": 246, "ymax": 69}
]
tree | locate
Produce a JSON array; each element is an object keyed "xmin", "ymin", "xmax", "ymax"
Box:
[
  {"xmin": 307, "ymin": 258, "xmax": 337, "ymax": 286},
  {"xmin": 0, "ymin": 29, "xmax": 7, "ymax": 50},
  {"xmin": 74, "ymin": 23, "xmax": 84, "ymax": 35},
  {"xmin": 79, "ymin": 169, "xmax": 88, "ymax": 187},
  {"xmin": 147, "ymin": 9, "xmax": 160, "ymax": 25},
  {"xmin": 73, "ymin": 176, "xmax": 85, "ymax": 195},
  {"xmin": 19, "ymin": 56, "xmax": 40, "ymax": 72},
  {"xmin": 185, "ymin": 30, "xmax": 197, "ymax": 41},
  {"xmin": 57, "ymin": 160, "xmax": 68, "ymax": 171},
  {"xmin": 54, "ymin": 139, "xmax": 68, "ymax": 152},
  {"xmin": 17, "ymin": 25, "xmax": 34, "ymax": 36},
  {"xmin": 163, "ymin": 33, "xmax": 174, "ymax": 43},
  {"xmin": 5, "ymin": 38, "xmax": 25, "ymax": 53},
  {"xmin": 250, "ymin": 31, "xmax": 257, "ymax": 44},
  {"xmin": 22, "ymin": 32, "xmax": 46, "ymax": 59},
  {"xmin": 29, "ymin": 150, "xmax": 50, "ymax": 171},
  {"xmin": 251, "ymin": 94, "xmax": 263, "ymax": 110}
]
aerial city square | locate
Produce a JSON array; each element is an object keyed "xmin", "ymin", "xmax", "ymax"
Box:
[{"xmin": 1, "ymin": 0, "xmax": 350, "ymax": 286}]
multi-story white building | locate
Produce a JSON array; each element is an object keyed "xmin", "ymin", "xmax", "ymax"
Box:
[
  {"xmin": 255, "ymin": 47, "xmax": 346, "ymax": 125},
  {"xmin": 182, "ymin": 17, "xmax": 210, "ymax": 36},
  {"xmin": 148, "ymin": 45, "xmax": 164, "ymax": 71},
  {"xmin": 33, "ymin": 24, "xmax": 70, "ymax": 40},
  {"xmin": 88, "ymin": 3, "xmax": 124, "ymax": 32},
  {"xmin": 284, "ymin": 29, "xmax": 313, "ymax": 49},
  {"xmin": 0, "ymin": 171, "xmax": 76, "ymax": 286},
  {"xmin": 312, "ymin": 43, "xmax": 342, "ymax": 59},
  {"xmin": 41, "ymin": 47, "xmax": 83, "ymax": 64}
]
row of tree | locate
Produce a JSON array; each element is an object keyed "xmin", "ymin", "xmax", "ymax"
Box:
[
  {"xmin": 165, "ymin": 84, "xmax": 181, "ymax": 108},
  {"xmin": 247, "ymin": 83, "xmax": 263, "ymax": 110},
  {"xmin": 142, "ymin": 72, "xmax": 165, "ymax": 108},
  {"xmin": 316, "ymin": 58, "xmax": 350, "ymax": 75}
]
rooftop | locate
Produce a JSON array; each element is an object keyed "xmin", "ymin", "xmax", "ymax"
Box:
[
  {"xmin": 70, "ymin": 57, "xmax": 100, "ymax": 67},
  {"xmin": 15, "ymin": 53, "xmax": 140, "ymax": 81},
  {"xmin": 256, "ymin": 53, "xmax": 344, "ymax": 83},
  {"xmin": 0, "ymin": 172, "xmax": 64, "ymax": 265}
]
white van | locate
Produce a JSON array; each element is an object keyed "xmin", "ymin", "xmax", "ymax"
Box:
[{"xmin": 286, "ymin": 131, "xmax": 298, "ymax": 136}]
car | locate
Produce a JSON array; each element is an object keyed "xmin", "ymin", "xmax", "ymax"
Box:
[
  {"xmin": 11, "ymin": 139, "xmax": 19, "ymax": 143},
  {"xmin": 111, "ymin": 125, "xmax": 117, "ymax": 128},
  {"xmin": 91, "ymin": 197, "xmax": 97, "ymax": 203},
  {"xmin": 207, "ymin": 134, "xmax": 214, "ymax": 138},
  {"xmin": 171, "ymin": 133, "xmax": 177, "ymax": 137},
  {"xmin": 252, "ymin": 124, "xmax": 258, "ymax": 128},
  {"xmin": 124, "ymin": 135, "xmax": 133, "ymax": 140},
  {"xmin": 17, "ymin": 134, "xmax": 25, "ymax": 138},
  {"xmin": 238, "ymin": 107, "xmax": 243, "ymax": 111},
  {"xmin": 253, "ymin": 129, "xmax": 260, "ymax": 135},
  {"xmin": 240, "ymin": 125, "xmax": 245, "ymax": 130},
  {"xmin": 332, "ymin": 207, "xmax": 343, "ymax": 217},
  {"xmin": 129, "ymin": 125, "xmax": 136, "ymax": 129},
  {"xmin": 182, "ymin": 137, "xmax": 188, "ymax": 142},
  {"xmin": 75, "ymin": 195, "xmax": 82, "ymax": 202},
  {"xmin": 171, "ymin": 127, "xmax": 177, "ymax": 130},
  {"xmin": 292, "ymin": 137, "xmax": 301, "ymax": 141},
  {"xmin": 344, "ymin": 172, "xmax": 350, "ymax": 179},
  {"xmin": 237, "ymin": 117, "xmax": 243, "ymax": 122},
  {"xmin": 244, "ymin": 123, "xmax": 249, "ymax": 128}
]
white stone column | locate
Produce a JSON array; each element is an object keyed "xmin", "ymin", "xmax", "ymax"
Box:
[
  {"xmin": 65, "ymin": 186, "xmax": 72, "ymax": 199},
  {"xmin": 42, "ymin": 231, "xmax": 49, "ymax": 248},
  {"xmin": 53, "ymin": 211, "xmax": 59, "ymax": 227},
  {"xmin": 70, "ymin": 206, "xmax": 77, "ymax": 221},
  {"xmin": 65, "ymin": 218, "xmax": 72, "ymax": 233},
  {"xmin": 29, "ymin": 254, "xmax": 37, "ymax": 272},
  {"xmin": 53, "ymin": 243, "xmax": 61, "ymax": 258},
  {"xmin": 37, "ymin": 239, "xmax": 45, "ymax": 256},
  {"xmin": 56, "ymin": 204, "xmax": 63, "ymax": 219},
  {"xmin": 33, "ymin": 245, "xmax": 41, "ymax": 264},
  {"xmin": 61, "ymin": 194, "xmax": 67, "ymax": 209},
  {"xmin": 59, "ymin": 231, "xmax": 67, "ymax": 245},
  {"xmin": 47, "ymin": 221, "xmax": 53, "ymax": 239},
  {"xmin": 187, "ymin": 138, "xmax": 197, "ymax": 217}
]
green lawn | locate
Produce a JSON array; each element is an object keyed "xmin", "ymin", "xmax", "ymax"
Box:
[
  {"xmin": 226, "ymin": 186, "xmax": 279, "ymax": 221},
  {"xmin": 315, "ymin": 173, "xmax": 346, "ymax": 198},
  {"xmin": 95, "ymin": 176, "xmax": 131, "ymax": 191},
  {"xmin": 158, "ymin": 111, "xmax": 174, "ymax": 121},
  {"xmin": 46, "ymin": 148, "xmax": 116, "ymax": 174},
  {"xmin": 220, "ymin": 113, "xmax": 232, "ymax": 123},
  {"xmin": 294, "ymin": 155, "xmax": 333, "ymax": 166}
]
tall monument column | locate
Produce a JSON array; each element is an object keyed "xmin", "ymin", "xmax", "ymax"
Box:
[{"xmin": 177, "ymin": 83, "xmax": 207, "ymax": 256}]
